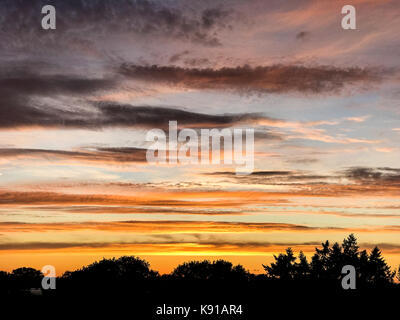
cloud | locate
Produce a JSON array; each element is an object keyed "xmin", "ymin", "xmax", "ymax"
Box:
[
  {"xmin": 0, "ymin": 240, "xmax": 318, "ymax": 252},
  {"xmin": 254, "ymin": 130, "xmax": 285, "ymax": 141},
  {"xmin": 0, "ymin": 72, "xmax": 114, "ymax": 96},
  {"xmin": 296, "ymin": 31, "xmax": 310, "ymax": 40},
  {"xmin": 0, "ymin": 70, "xmax": 115, "ymax": 129},
  {"xmin": 360, "ymin": 242, "xmax": 400, "ymax": 253},
  {"xmin": 0, "ymin": 0, "xmax": 230, "ymax": 49},
  {"xmin": 0, "ymin": 220, "xmax": 314, "ymax": 233},
  {"xmin": 286, "ymin": 158, "xmax": 319, "ymax": 164},
  {"xmin": 206, "ymin": 170, "xmax": 330, "ymax": 185},
  {"xmin": 3, "ymin": 235, "xmax": 400, "ymax": 254},
  {"xmin": 345, "ymin": 116, "xmax": 370, "ymax": 123},
  {"xmin": 0, "ymin": 78, "xmax": 274, "ymax": 130},
  {"xmin": 24, "ymin": 206, "xmax": 247, "ymax": 216},
  {"xmin": 95, "ymin": 104, "xmax": 264, "ymax": 129},
  {"xmin": 375, "ymin": 147, "xmax": 396, "ymax": 153},
  {"xmin": 343, "ymin": 167, "xmax": 400, "ymax": 186},
  {"xmin": 203, "ymin": 167, "xmax": 400, "ymax": 193},
  {"xmin": 286, "ymin": 125, "xmax": 380, "ymax": 144},
  {"xmin": 0, "ymin": 147, "xmax": 148, "ymax": 163},
  {"xmin": 207, "ymin": 171, "xmax": 293, "ymax": 176},
  {"xmin": 119, "ymin": 64, "xmax": 385, "ymax": 94},
  {"xmin": 0, "ymin": 190, "xmax": 283, "ymax": 208},
  {"xmin": 169, "ymin": 50, "xmax": 191, "ymax": 63},
  {"xmin": 255, "ymin": 116, "xmax": 379, "ymax": 145},
  {"xmin": 0, "ymin": 67, "xmax": 277, "ymax": 130},
  {"xmin": 6, "ymin": 220, "xmax": 400, "ymax": 234}
]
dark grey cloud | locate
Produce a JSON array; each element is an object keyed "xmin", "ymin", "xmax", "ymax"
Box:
[
  {"xmin": 209, "ymin": 167, "xmax": 400, "ymax": 188},
  {"xmin": 0, "ymin": 73, "xmax": 114, "ymax": 96},
  {"xmin": 169, "ymin": 50, "xmax": 190, "ymax": 63},
  {"xmin": 0, "ymin": 66, "xmax": 282, "ymax": 129},
  {"xmin": 205, "ymin": 170, "xmax": 330, "ymax": 185},
  {"xmin": 0, "ymin": 69, "xmax": 116, "ymax": 128},
  {"xmin": 296, "ymin": 31, "xmax": 310, "ymax": 40},
  {"xmin": 343, "ymin": 167, "xmax": 400, "ymax": 185},
  {"xmin": 183, "ymin": 58, "xmax": 210, "ymax": 67},
  {"xmin": 209, "ymin": 171, "xmax": 293, "ymax": 176},
  {"xmin": 286, "ymin": 158, "xmax": 319, "ymax": 164},
  {"xmin": 0, "ymin": 0, "xmax": 231, "ymax": 49},
  {"xmin": 96, "ymin": 104, "xmax": 267, "ymax": 129},
  {"xmin": 119, "ymin": 64, "xmax": 385, "ymax": 94},
  {"xmin": 0, "ymin": 62, "xmax": 387, "ymax": 130},
  {"xmin": 207, "ymin": 170, "xmax": 327, "ymax": 178},
  {"xmin": 0, "ymin": 73, "xmax": 273, "ymax": 130}
]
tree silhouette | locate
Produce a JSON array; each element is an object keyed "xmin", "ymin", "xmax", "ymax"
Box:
[
  {"xmin": 263, "ymin": 234, "xmax": 395, "ymax": 287},
  {"xmin": 171, "ymin": 259, "xmax": 250, "ymax": 281},
  {"xmin": 0, "ymin": 271, "xmax": 10, "ymax": 294},
  {"xmin": 366, "ymin": 247, "xmax": 395, "ymax": 285},
  {"xmin": 263, "ymin": 248, "xmax": 296, "ymax": 280},
  {"xmin": 0, "ymin": 234, "xmax": 398, "ymax": 298},
  {"xmin": 295, "ymin": 251, "xmax": 310, "ymax": 279},
  {"xmin": 10, "ymin": 267, "xmax": 42, "ymax": 289},
  {"xmin": 61, "ymin": 256, "xmax": 159, "ymax": 292},
  {"xmin": 0, "ymin": 270, "xmax": 8, "ymax": 281},
  {"xmin": 397, "ymin": 266, "xmax": 400, "ymax": 283}
]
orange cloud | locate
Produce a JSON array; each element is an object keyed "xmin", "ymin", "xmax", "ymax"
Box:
[{"xmin": 2, "ymin": 220, "xmax": 400, "ymax": 234}]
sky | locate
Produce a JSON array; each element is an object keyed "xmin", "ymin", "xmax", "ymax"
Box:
[{"xmin": 0, "ymin": 0, "xmax": 400, "ymax": 275}]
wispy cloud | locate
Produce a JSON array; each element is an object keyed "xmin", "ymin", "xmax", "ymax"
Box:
[{"xmin": 345, "ymin": 115, "xmax": 370, "ymax": 123}]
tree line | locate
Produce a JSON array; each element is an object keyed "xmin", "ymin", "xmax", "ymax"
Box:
[{"xmin": 1, "ymin": 235, "xmax": 399, "ymax": 296}]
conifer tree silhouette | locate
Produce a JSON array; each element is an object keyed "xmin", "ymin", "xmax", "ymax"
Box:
[{"xmin": 263, "ymin": 234, "xmax": 395, "ymax": 286}]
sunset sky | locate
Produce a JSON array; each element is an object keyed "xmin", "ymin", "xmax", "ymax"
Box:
[{"xmin": 1, "ymin": 0, "xmax": 400, "ymax": 275}]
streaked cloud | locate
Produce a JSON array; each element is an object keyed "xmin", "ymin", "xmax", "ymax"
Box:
[
  {"xmin": 0, "ymin": 220, "xmax": 314, "ymax": 233},
  {"xmin": 3, "ymin": 220, "xmax": 400, "ymax": 234},
  {"xmin": 343, "ymin": 167, "xmax": 400, "ymax": 185},
  {"xmin": 0, "ymin": 94, "xmax": 273, "ymax": 129},
  {"xmin": 119, "ymin": 64, "xmax": 386, "ymax": 94},
  {"xmin": 0, "ymin": 147, "xmax": 148, "ymax": 163}
]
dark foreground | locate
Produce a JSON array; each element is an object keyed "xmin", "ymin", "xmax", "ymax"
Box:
[
  {"xmin": 4, "ymin": 279, "xmax": 399, "ymax": 319},
  {"xmin": 2, "ymin": 235, "xmax": 399, "ymax": 318}
]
